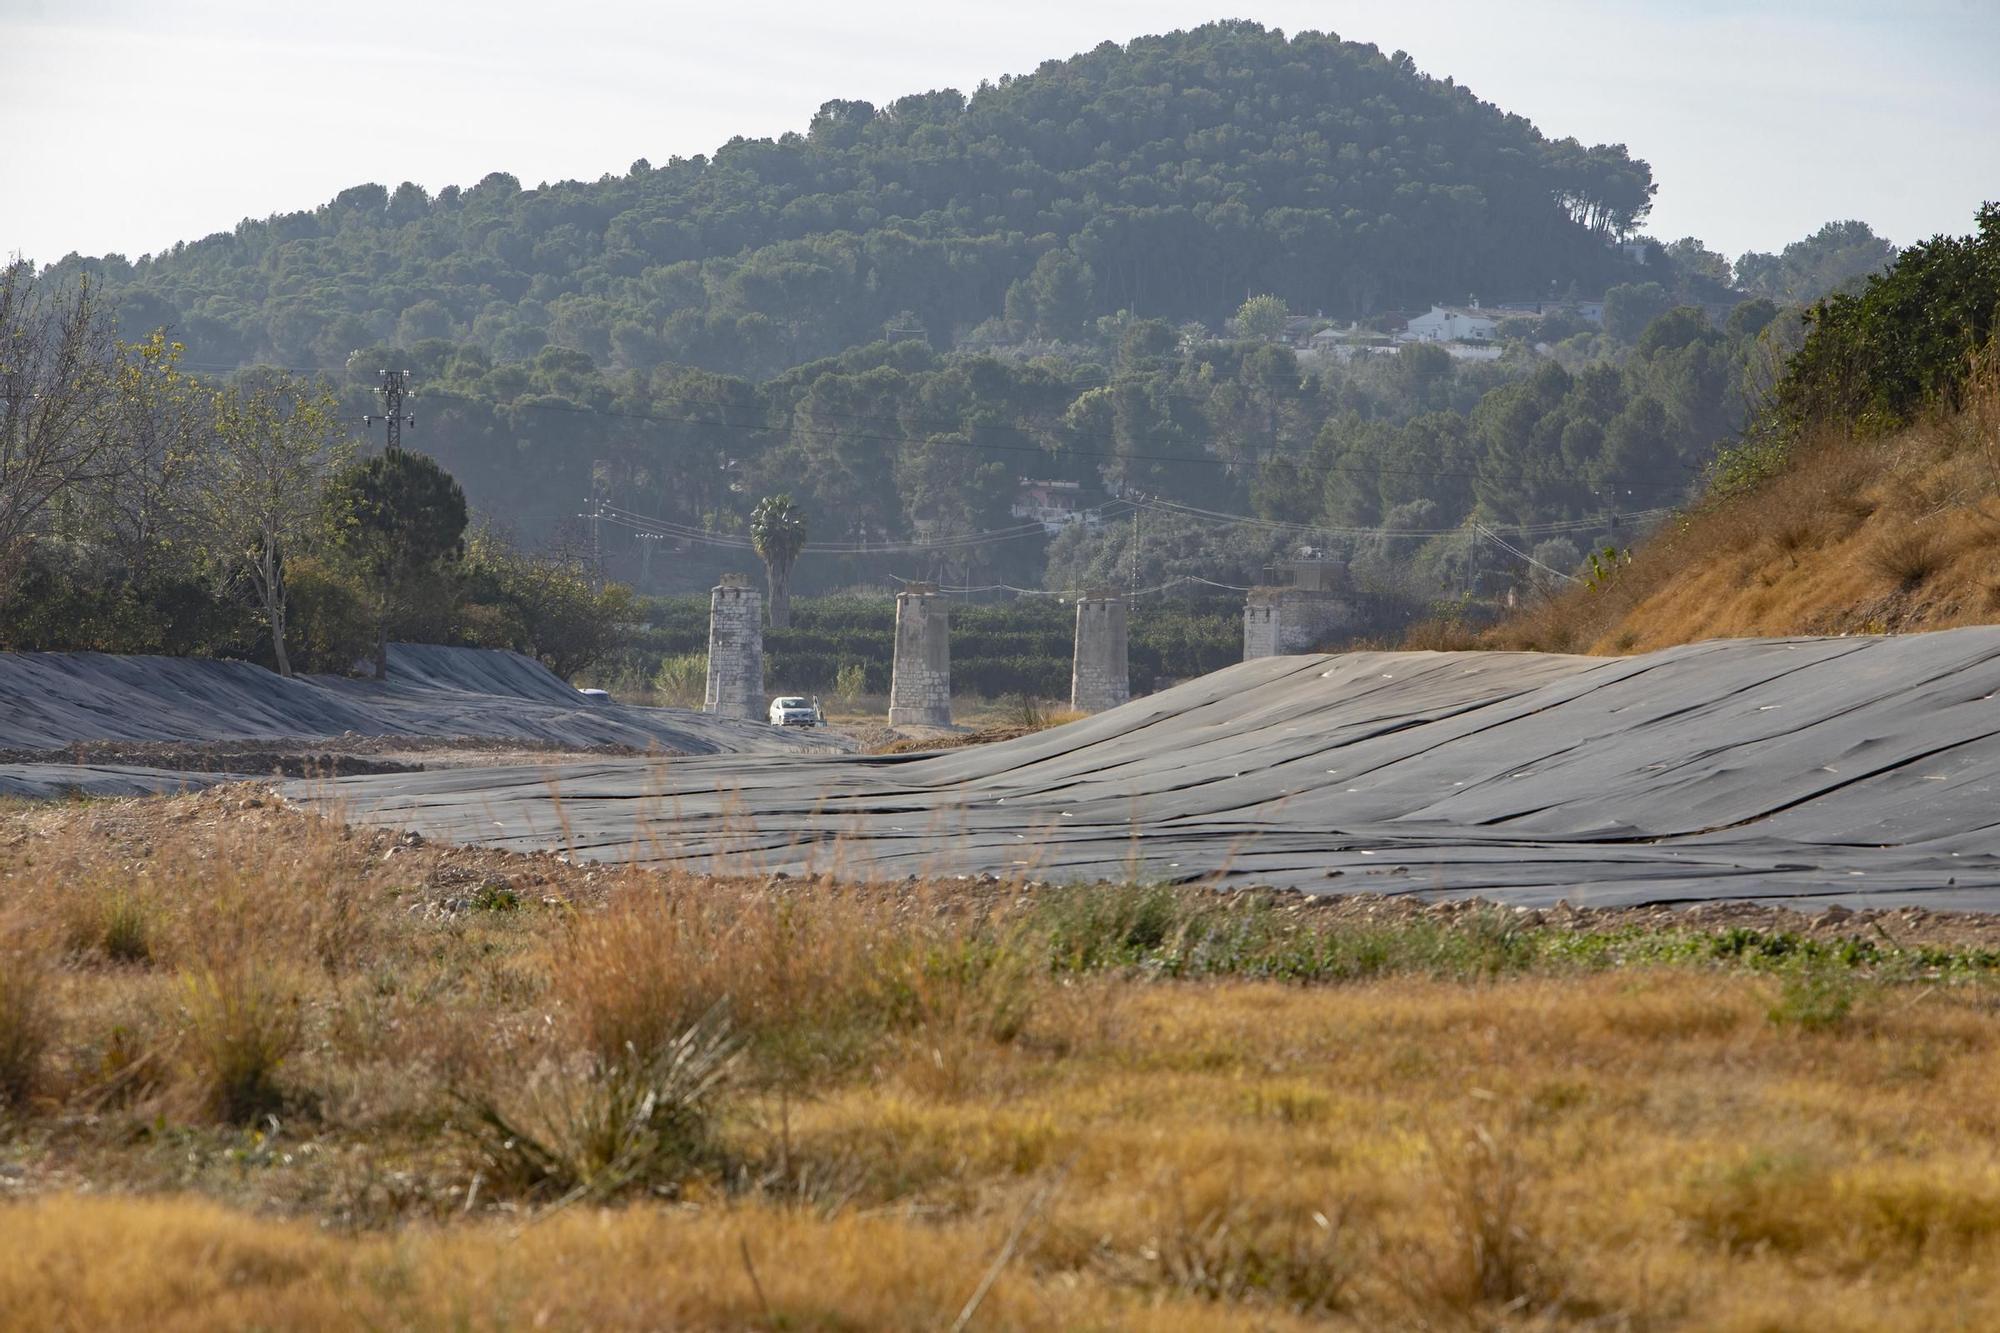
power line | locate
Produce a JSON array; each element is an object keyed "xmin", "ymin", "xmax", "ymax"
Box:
[
  {"xmin": 409, "ymin": 386, "xmax": 1705, "ymax": 495},
  {"xmin": 593, "ymin": 501, "xmax": 1124, "ymax": 555},
  {"xmin": 592, "ymin": 487, "xmax": 1661, "ymax": 561},
  {"xmin": 166, "ymin": 355, "xmax": 1708, "ymax": 494},
  {"xmin": 1135, "ymin": 495, "xmax": 1669, "ymax": 540},
  {"xmin": 1474, "ymin": 522, "xmax": 1583, "ymax": 583}
]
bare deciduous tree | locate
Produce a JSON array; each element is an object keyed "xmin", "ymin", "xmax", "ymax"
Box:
[{"xmin": 0, "ymin": 263, "xmax": 123, "ymax": 590}]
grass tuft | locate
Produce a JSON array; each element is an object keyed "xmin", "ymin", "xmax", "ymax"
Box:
[
  {"xmin": 1138, "ymin": 1189, "xmax": 1357, "ymax": 1314},
  {"xmin": 178, "ymin": 963, "xmax": 302, "ymax": 1123},
  {"xmin": 60, "ymin": 884, "xmax": 156, "ymax": 965},
  {"xmin": 650, "ymin": 651, "xmax": 707, "ymax": 708},
  {"xmin": 98, "ymin": 890, "xmax": 153, "ymax": 964},
  {"xmin": 461, "ymin": 1014, "xmax": 736, "ymax": 1201},
  {"xmin": 1403, "ymin": 1123, "xmax": 1564, "ymax": 1317},
  {"xmin": 1867, "ymin": 527, "xmax": 1952, "ymax": 589},
  {"xmin": 0, "ymin": 934, "xmax": 53, "ymax": 1111}
]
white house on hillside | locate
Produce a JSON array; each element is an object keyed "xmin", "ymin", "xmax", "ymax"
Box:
[
  {"xmin": 1011, "ymin": 478, "xmax": 1087, "ymax": 533},
  {"xmin": 1401, "ymin": 304, "xmax": 1499, "ymax": 343}
]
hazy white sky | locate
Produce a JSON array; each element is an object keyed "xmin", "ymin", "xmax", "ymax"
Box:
[{"xmin": 4, "ymin": 0, "xmax": 1995, "ymax": 267}]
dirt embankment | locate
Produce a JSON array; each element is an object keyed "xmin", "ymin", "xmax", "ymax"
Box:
[{"xmin": 1491, "ymin": 375, "xmax": 2000, "ymax": 655}]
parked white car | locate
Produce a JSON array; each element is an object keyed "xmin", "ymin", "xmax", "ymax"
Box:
[
  {"xmin": 576, "ymin": 687, "xmax": 612, "ymax": 704},
  {"xmin": 768, "ymin": 696, "xmax": 821, "ymax": 727}
]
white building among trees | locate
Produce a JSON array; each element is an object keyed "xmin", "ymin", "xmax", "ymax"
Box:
[{"xmin": 1400, "ymin": 304, "xmax": 1500, "ymax": 343}]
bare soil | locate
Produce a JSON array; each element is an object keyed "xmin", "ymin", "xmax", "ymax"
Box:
[{"xmin": 869, "ymin": 724, "xmax": 1037, "ymax": 754}]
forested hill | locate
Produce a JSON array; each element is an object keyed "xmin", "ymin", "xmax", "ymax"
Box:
[{"xmin": 50, "ymin": 21, "xmax": 1653, "ymax": 378}]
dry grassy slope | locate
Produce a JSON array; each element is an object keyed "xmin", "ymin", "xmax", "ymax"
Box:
[
  {"xmin": 14, "ymin": 793, "xmax": 2000, "ymax": 1328},
  {"xmin": 1493, "ymin": 375, "xmax": 2000, "ymax": 654}
]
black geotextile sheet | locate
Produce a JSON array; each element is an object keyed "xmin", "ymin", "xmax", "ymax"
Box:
[
  {"xmin": 297, "ymin": 628, "xmax": 2000, "ymax": 910},
  {"xmin": 0, "ymin": 643, "xmax": 833, "ymax": 757}
]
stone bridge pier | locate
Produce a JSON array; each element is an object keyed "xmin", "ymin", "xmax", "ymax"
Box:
[
  {"xmin": 1244, "ymin": 555, "xmax": 1359, "ymax": 659},
  {"xmin": 704, "ymin": 573, "xmax": 764, "ymax": 720},
  {"xmin": 1070, "ymin": 594, "xmax": 1130, "ymax": 714},
  {"xmin": 887, "ymin": 583, "xmax": 952, "ymax": 727}
]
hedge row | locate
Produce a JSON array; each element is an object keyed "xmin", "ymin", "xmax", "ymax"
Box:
[{"xmin": 631, "ymin": 593, "xmax": 1243, "ymax": 697}]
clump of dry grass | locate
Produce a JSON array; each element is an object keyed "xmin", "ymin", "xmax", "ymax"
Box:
[
  {"xmin": 558, "ymin": 879, "xmax": 885, "ymax": 1074},
  {"xmin": 176, "ymin": 962, "xmax": 303, "ymax": 1123},
  {"xmin": 1679, "ymin": 1148, "xmax": 2000, "ymax": 1263},
  {"xmin": 462, "ymin": 1014, "xmax": 737, "ymax": 1201},
  {"xmin": 1401, "ymin": 1123, "xmax": 1565, "ymax": 1317},
  {"xmin": 1132, "ymin": 1182, "xmax": 1359, "ymax": 1314},
  {"xmin": 1867, "ymin": 525, "xmax": 1953, "ymax": 589},
  {"xmin": 61, "ymin": 884, "xmax": 156, "ymax": 965},
  {"xmin": 556, "ymin": 877, "xmax": 1040, "ymax": 1081},
  {"xmin": 0, "ymin": 929, "xmax": 54, "ymax": 1111},
  {"xmin": 1768, "ymin": 516, "xmax": 1822, "ymax": 559},
  {"xmin": 1401, "ymin": 613, "xmax": 1491, "ymax": 652}
]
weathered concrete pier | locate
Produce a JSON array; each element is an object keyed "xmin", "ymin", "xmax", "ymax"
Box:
[
  {"xmin": 1070, "ymin": 593, "xmax": 1130, "ymax": 713},
  {"xmin": 703, "ymin": 573, "xmax": 764, "ymax": 720},
  {"xmin": 887, "ymin": 582, "xmax": 951, "ymax": 727},
  {"xmin": 1243, "ymin": 554, "xmax": 1359, "ymax": 659}
]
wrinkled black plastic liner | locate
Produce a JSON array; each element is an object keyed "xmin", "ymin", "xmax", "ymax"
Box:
[
  {"xmin": 0, "ymin": 644, "xmax": 835, "ymax": 797},
  {"xmin": 297, "ymin": 630, "xmax": 2000, "ymax": 910}
]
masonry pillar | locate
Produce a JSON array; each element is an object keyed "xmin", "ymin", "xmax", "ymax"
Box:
[
  {"xmin": 704, "ymin": 573, "xmax": 764, "ymax": 720},
  {"xmin": 887, "ymin": 582, "xmax": 951, "ymax": 727},
  {"xmin": 1070, "ymin": 594, "xmax": 1130, "ymax": 713},
  {"xmin": 1243, "ymin": 591, "xmax": 1279, "ymax": 660}
]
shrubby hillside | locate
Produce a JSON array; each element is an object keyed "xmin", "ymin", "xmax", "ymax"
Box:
[
  {"xmin": 12, "ymin": 19, "xmax": 1894, "ymax": 638},
  {"xmin": 47, "ymin": 22, "xmax": 1653, "ymax": 378},
  {"xmin": 1496, "ymin": 206, "xmax": 2000, "ymax": 653},
  {"xmin": 322, "ymin": 297, "xmax": 1777, "ymax": 602}
]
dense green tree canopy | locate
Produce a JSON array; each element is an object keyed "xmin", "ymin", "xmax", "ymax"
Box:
[
  {"xmin": 330, "ymin": 448, "xmax": 470, "ymax": 676},
  {"xmin": 1734, "ymin": 220, "xmax": 1897, "ymax": 306},
  {"xmin": 1774, "ymin": 205, "xmax": 2000, "ymax": 437},
  {"xmin": 46, "ymin": 23, "xmax": 1653, "ymax": 380},
  {"xmin": 24, "ymin": 23, "xmax": 1909, "ymax": 624}
]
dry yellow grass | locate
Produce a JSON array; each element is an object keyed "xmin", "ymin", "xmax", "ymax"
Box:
[
  {"xmin": 6, "ymin": 792, "xmax": 2000, "ymax": 1329},
  {"xmin": 1492, "ymin": 358, "xmax": 2000, "ymax": 654}
]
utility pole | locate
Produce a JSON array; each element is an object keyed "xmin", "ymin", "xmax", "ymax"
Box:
[
  {"xmin": 636, "ymin": 529, "xmax": 663, "ymax": 586},
  {"xmin": 578, "ymin": 498, "xmax": 604, "ymax": 590},
  {"xmin": 362, "ymin": 369, "xmax": 415, "ymax": 452},
  {"xmin": 1129, "ymin": 502, "xmax": 1140, "ymax": 600},
  {"xmin": 583, "ymin": 458, "xmax": 613, "ymax": 591}
]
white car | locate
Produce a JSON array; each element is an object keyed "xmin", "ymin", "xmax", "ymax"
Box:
[
  {"xmin": 577, "ymin": 687, "xmax": 612, "ymax": 704},
  {"xmin": 768, "ymin": 696, "xmax": 821, "ymax": 727}
]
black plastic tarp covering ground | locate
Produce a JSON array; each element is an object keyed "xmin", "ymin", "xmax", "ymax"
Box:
[
  {"xmin": 296, "ymin": 628, "xmax": 2000, "ymax": 910},
  {"xmin": 0, "ymin": 643, "xmax": 833, "ymax": 758}
]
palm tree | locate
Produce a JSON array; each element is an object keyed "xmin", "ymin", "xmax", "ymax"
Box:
[{"xmin": 749, "ymin": 493, "xmax": 807, "ymax": 628}]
